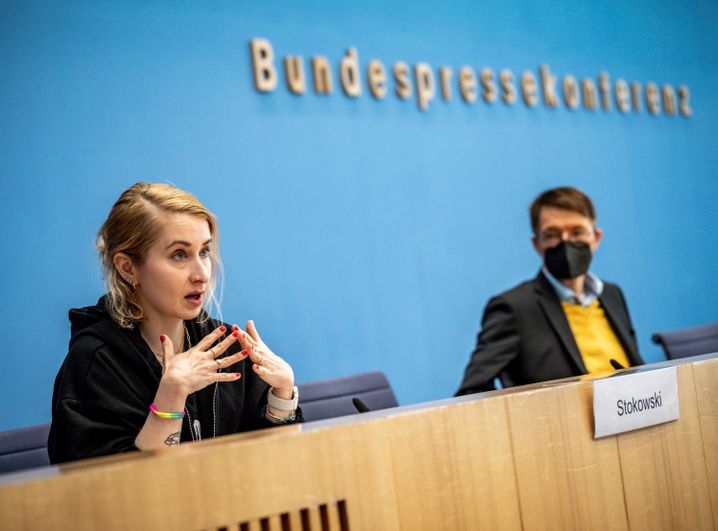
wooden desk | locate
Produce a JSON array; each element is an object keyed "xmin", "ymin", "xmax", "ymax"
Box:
[{"xmin": 1, "ymin": 354, "xmax": 716, "ymax": 530}]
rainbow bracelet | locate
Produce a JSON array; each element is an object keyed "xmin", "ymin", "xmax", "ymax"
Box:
[{"xmin": 149, "ymin": 403, "xmax": 185, "ymax": 419}]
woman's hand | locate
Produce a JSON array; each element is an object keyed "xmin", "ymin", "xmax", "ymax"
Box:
[
  {"xmin": 159, "ymin": 326, "xmax": 247, "ymax": 397},
  {"xmin": 137, "ymin": 326, "xmax": 248, "ymax": 452},
  {"xmin": 236, "ymin": 320, "xmax": 295, "ymax": 399}
]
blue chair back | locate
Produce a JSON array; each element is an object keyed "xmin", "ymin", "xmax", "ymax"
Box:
[
  {"xmin": 298, "ymin": 371, "xmax": 398, "ymax": 422},
  {"xmin": 652, "ymin": 321, "xmax": 718, "ymax": 360},
  {"xmin": 0, "ymin": 373, "xmax": 399, "ymax": 472},
  {"xmin": 0, "ymin": 423, "xmax": 51, "ymax": 475}
]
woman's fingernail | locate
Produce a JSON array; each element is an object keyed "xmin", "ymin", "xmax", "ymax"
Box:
[
  {"xmin": 219, "ymin": 326, "xmax": 226, "ymax": 333},
  {"xmin": 160, "ymin": 335, "xmax": 166, "ymax": 343},
  {"xmin": 253, "ymin": 364, "xmax": 259, "ymax": 370},
  {"xmin": 232, "ymin": 324, "xmax": 239, "ymax": 331},
  {"xmin": 232, "ymin": 331, "xmax": 239, "ymax": 337},
  {"xmin": 235, "ymin": 373, "xmax": 241, "ymax": 377},
  {"xmin": 240, "ymin": 350, "xmax": 247, "ymax": 356}
]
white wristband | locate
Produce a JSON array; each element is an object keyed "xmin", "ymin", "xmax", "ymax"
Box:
[{"xmin": 267, "ymin": 386, "xmax": 298, "ymax": 411}]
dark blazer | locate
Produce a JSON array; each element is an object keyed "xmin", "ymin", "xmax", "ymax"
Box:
[{"xmin": 456, "ymin": 272, "xmax": 643, "ymax": 395}]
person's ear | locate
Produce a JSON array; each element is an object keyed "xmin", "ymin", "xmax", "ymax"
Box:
[
  {"xmin": 531, "ymin": 234, "xmax": 543, "ymax": 258},
  {"xmin": 113, "ymin": 252, "xmax": 137, "ymax": 286},
  {"xmin": 591, "ymin": 227, "xmax": 603, "ymax": 253}
]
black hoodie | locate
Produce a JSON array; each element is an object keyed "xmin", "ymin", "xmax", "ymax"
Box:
[{"xmin": 48, "ymin": 297, "xmax": 286, "ymax": 464}]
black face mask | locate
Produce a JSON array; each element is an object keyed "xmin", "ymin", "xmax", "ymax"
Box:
[{"xmin": 544, "ymin": 240, "xmax": 592, "ymax": 280}]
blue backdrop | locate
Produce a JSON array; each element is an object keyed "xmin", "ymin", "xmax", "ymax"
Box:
[{"xmin": 1, "ymin": 0, "xmax": 717, "ymax": 430}]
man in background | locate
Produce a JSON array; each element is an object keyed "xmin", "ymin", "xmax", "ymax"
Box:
[{"xmin": 456, "ymin": 186, "xmax": 643, "ymax": 394}]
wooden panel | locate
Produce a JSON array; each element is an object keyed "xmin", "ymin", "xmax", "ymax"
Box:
[
  {"xmin": 313, "ymin": 420, "xmax": 400, "ymax": 530},
  {"xmin": 617, "ymin": 363, "xmax": 714, "ymax": 530},
  {"xmin": 0, "ymin": 420, "xmax": 397, "ymax": 531},
  {"xmin": 692, "ymin": 357, "xmax": 718, "ymax": 528},
  {"xmin": 446, "ymin": 397, "xmax": 523, "ymax": 530},
  {"xmin": 302, "ymin": 506, "xmax": 322, "ymax": 531},
  {"xmin": 506, "ymin": 381, "xmax": 628, "ymax": 530},
  {"xmin": 387, "ymin": 396, "xmax": 521, "ymax": 530},
  {"xmin": 286, "ymin": 510, "xmax": 302, "ymax": 531},
  {"xmin": 1, "ymin": 356, "xmax": 716, "ymax": 531}
]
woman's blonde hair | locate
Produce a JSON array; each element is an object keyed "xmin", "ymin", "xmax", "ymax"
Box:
[{"xmin": 97, "ymin": 182, "xmax": 223, "ymax": 328}]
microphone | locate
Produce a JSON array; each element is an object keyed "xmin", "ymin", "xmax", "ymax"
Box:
[
  {"xmin": 352, "ymin": 397, "xmax": 370, "ymax": 413},
  {"xmin": 610, "ymin": 359, "xmax": 625, "ymax": 370}
]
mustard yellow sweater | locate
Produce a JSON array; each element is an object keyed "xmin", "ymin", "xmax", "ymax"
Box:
[{"xmin": 561, "ymin": 300, "xmax": 630, "ymax": 373}]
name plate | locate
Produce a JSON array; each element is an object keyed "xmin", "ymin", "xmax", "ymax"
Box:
[{"xmin": 593, "ymin": 366, "xmax": 679, "ymax": 438}]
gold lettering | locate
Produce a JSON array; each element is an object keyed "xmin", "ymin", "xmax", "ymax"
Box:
[
  {"xmin": 521, "ymin": 71, "xmax": 538, "ymax": 107},
  {"xmin": 539, "ymin": 65, "xmax": 558, "ymax": 107},
  {"xmin": 459, "ymin": 66, "xmax": 477, "ymax": 104},
  {"xmin": 283, "ymin": 56, "xmax": 305, "ymax": 95},
  {"xmin": 661, "ymin": 85, "xmax": 676, "ymax": 116},
  {"xmin": 581, "ymin": 79, "xmax": 598, "ymax": 110},
  {"xmin": 645, "ymin": 82, "xmax": 660, "ymax": 115},
  {"xmin": 394, "ymin": 62, "xmax": 412, "ymax": 99},
  {"xmin": 339, "ymin": 48, "xmax": 361, "ymax": 98},
  {"xmin": 312, "ymin": 56, "xmax": 333, "ymax": 94},
  {"xmin": 252, "ymin": 44, "xmax": 693, "ymax": 119},
  {"xmin": 439, "ymin": 67, "xmax": 453, "ymax": 101},
  {"xmin": 415, "ymin": 63, "xmax": 435, "ymax": 111},
  {"xmin": 562, "ymin": 75, "xmax": 579, "ymax": 109},
  {"xmin": 630, "ymin": 82, "xmax": 642, "ymax": 112},
  {"xmin": 615, "ymin": 79, "xmax": 630, "ymax": 113},
  {"xmin": 500, "ymin": 69, "xmax": 516, "ymax": 105},
  {"xmin": 249, "ymin": 38, "xmax": 277, "ymax": 92},
  {"xmin": 367, "ymin": 60, "xmax": 387, "ymax": 100},
  {"xmin": 480, "ymin": 68, "xmax": 497, "ymax": 103},
  {"xmin": 678, "ymin": 85, "xmax": 692, "ymax": 117},
  {"xmin": 598, "ymin": 72, "xmax": 611, "ymax": 110}
]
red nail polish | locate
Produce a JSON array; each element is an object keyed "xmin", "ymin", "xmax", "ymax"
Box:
[
  {"xmin": 240, "ymin": 350, "xmax": 247, "ymax": 356},
  {"xmin": 253, "ymin": 364, "xmax": 259, "ymax": 370},
  {"xmin": 219, "ymin": 326, "xmax": 226, "ymax": 333},
  {"xmin": 160, "ymin": 335, "xmax": 166, "ymax": 343},
  {"xmin": 232, "ymin": 331, "xmax": 239, "ymax": 337},
  {"xmin": 235, "ymin": 373, "xmax": 241, "ymax": 377},
  {"xmin": 232, "ymin": 324, "xmax": 239, "ymax": 331}
]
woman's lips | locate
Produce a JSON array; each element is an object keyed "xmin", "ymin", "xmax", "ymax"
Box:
[{"xmin": 184, "ymin": 293, "xmax": 204, "ymax": 307}]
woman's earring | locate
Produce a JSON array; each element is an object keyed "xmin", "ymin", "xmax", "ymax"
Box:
[{"xmin": 125, "ymin": 278, "xmax": 135, "ymax": 290}]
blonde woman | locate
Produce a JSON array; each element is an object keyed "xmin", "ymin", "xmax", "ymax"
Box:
[{"xmin": 49, "ymin": 183, "xmax": 301, "ymax": 463}]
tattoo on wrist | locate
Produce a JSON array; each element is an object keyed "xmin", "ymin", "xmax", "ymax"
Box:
[{"xmin": 164, "ymin": 432, "xmax": 181, "ymax": 446}]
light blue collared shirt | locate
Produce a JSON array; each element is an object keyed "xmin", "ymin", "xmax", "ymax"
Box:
[{"xmin": 542, "ymin": 267, "xmax": 604, "ymax": 308}]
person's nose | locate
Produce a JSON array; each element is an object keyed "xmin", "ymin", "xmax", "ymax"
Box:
[{"xmin": 191, "ymin": 257, "xmax": 211, "ymax": 284}]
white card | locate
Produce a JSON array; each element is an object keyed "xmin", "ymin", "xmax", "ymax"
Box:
[{"xmin": 593, "ymin": 366, "xmax": 679, "ymax": 439}]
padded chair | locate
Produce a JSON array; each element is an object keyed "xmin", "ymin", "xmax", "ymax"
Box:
[
  {"xmin": 298, "ymin": 371, "xmax": 398, "ymax": 422},
  {"xmin": 0, "ymin": 423, "xmax": 51, "ymax": 475},
  {"xmin": 652, "ymin": 321, "xmax": 718, "ymax": 360},
  {"xmin": 0, "ymin": 373, "xmax": 398, "ymax": 472}
]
